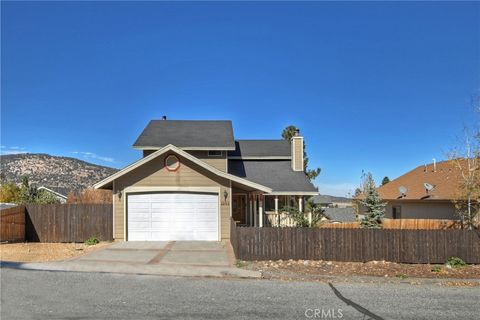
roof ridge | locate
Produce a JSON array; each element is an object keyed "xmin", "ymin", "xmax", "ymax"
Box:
[{"xmin": 235, "ymin": 139, "xmax": 287, "ymax": 142}]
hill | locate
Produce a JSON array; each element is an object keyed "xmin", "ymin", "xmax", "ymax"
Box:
[{"xmin": 0, "ymin": 153, "xmax": 118, "ymax": 193}]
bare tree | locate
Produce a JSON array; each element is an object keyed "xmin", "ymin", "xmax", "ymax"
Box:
[{"xmin": 449, "ymin": 96, "xmax": 480, "ymax": 229}]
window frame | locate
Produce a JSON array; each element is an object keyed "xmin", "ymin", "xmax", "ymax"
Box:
[{"xmin": 207, "ymin": 150, "xmax": 223, "ymax": 157}]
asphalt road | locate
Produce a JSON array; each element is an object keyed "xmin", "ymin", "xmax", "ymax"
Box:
[{"xmin": 1, "ymin": 269, "xmax": 478, "ymax": 320}]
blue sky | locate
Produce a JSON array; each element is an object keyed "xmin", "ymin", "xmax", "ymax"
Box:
[{"xmin": 1, "ymin": 2, "xmax": 479, "ymax": 196}]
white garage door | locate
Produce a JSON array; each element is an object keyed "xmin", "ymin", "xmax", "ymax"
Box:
[{"xmin": 127, "ymin": 192, "xmax": 219, "ymax": 241}]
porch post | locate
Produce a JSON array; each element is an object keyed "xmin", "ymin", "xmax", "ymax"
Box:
[
  {"xmin": 259, "ymin": 195, "xmax": 264, "ymax": 228},
  {"xmin": 253, "ymin": 195, "xmax": 258, "ymax": 227},
  {"xmin": 274, "ymin": 196, "xmax": 279, "ymax": 227},
  {"xmin": 249, "ymin": 194, "xmax": 253, "ymax": 226},
  {"xmin": 299, "ymin": 196, "xmax": 303, "ymax": 213}
]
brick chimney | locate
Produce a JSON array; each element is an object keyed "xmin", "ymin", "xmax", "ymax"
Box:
[{"xmin": 291, "ymin": 129, "xmax": 304, "ymax": 172}]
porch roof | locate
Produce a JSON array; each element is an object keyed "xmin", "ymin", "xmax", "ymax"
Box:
[{"xmin": 228, "ymin": 160, "xmax": 318, "ymax": 195}]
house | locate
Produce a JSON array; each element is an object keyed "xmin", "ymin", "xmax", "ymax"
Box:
[
  {"xmin": 38, "ymin": 186, "xmax": 69, "ymax": 203},
  {"xmin": 359, "ymin": 159, "xmax": 469, "ymax": 220},
  {"xmin": 312, "ymin": 195, "xmax": 353, "ymax": 208},
  {"xmin": 94, "ymin": 119, "xmax": 318, "ymax": 241},
  {"xmin": 323, "ymin": 207, "xmax": 357, "ymax": 222}
]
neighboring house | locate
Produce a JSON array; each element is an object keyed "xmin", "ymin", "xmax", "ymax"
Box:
[
  {"xmin": 95, "ymin": 119, "xmax": 318, "ymax": 241},
  {"xmin": 323, "ymin": 207, "xmax": 357, "ymax": 223},
  {"xmin": 312, "ymin": 195, "xmax": 353, "ymax": 208},
  {"xmin": 38, "ymin": 186, "xmax": 69, "ymax": 203},
  {"xmin": 358, "ymin": 160, "xmax": 466, "ymax": 220}
]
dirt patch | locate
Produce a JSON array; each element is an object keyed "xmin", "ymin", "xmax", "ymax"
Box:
[
  {"xmin": 241, "ymin": 260, "xmax": 480, "ymax": 281},
  {"xmin": 0, "ymin": 242, "xmax": 113, "ymax": 263}
]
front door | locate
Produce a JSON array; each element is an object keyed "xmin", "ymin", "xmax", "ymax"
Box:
[{"xmin": 232, "ymin": 194, "xmax": 246, "ymax": 224}]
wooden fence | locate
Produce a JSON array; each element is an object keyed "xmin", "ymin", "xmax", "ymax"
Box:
[
  {"xmin": 25, "ymin": 204, "xmax": 113, "ymax": 242},
  {"xmin": 231, "ymin": 226, "xmax": 480, "ymax": 264},
  {"xmin": 0, "ymin": 206, "xmax": 26, "ymax": 243},
  {"xmin": 320, "ymin": 219, "xmax": 461, "ymax": 230}
]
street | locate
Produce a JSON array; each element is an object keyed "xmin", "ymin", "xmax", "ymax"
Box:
[{"xmin": 1, "ymin": 269, "xmax": 478, "ymax": 319}]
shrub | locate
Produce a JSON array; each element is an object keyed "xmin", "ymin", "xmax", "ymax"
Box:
[
  {"xmin": 431, "ymin": 266, "xmax": 442, "ymax": 273},
  {"xmin": 446, "ymin": 257, "xmax": 466, "ymax": 268},
  {"xmin": 280, "ymin": 205, "xmax": 325, "ymax": 228},
  {"xmin": 85, "ymin": 236, "xmax": 100, "ymax": 246}
]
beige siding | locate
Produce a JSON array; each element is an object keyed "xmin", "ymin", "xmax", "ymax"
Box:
[
  {"xmin": 357, "ymin": 201, "xmax": 458, "ymax": 220},
  {"xmin": 142, "ymin": 150, "xmax": 227, "ymax": 172},
  {"xmin": 113, "ymin": 152, "xmax": 231, "ymax": 240},
  {"xmin": 292, "ymin": 138, "xmax": 303, "ymax": 171},
  {"xmin": 186, "ymin": 151, "xmax": 227, "ymax": 172},
  {"xmin": 385, "ymin": 201, "xmax": 457, "ymax": 219}
]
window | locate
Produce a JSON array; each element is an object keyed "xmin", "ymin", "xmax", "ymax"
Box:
[
  {"xmin": 165, "ymin": 155, "xmax": 180, "ymax": 171},
  {"xmin": 265, "ymin": 196, "xmax": 275, "ymax": 212},
  {"xmin": 208, "ymin": 150, "xmax": 222, "ymax": 157},
  {"xmin": 392, "ymin": 206, "xmax": 402, "ymax": 219}
]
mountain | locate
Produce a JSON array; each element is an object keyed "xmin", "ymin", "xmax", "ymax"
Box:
[
  {"xmin": 0, "ymin": 153, "xmax": 118, "ymax": 193},
  {"xmin": 312, "ymin": 194, "xmax": 352, "ymax": 204}
]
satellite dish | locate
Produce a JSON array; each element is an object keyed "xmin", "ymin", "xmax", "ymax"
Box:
[
  {"xmin": 398, "ymin": 186, "xmax": 407, "ymax": 196},
  {"xmin": 424, "ymin": 183, "xmax": 434, "ymax": 191}
]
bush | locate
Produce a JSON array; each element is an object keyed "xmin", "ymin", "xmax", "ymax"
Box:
[
  {"xmin": 446, "ymin": 257, "xmax": 466, "ymax": 268},
  {"xmin": 85, "ymin": 236, "xmax": 100, "ymax": 246},
  {"xmin": 431, "ymin": 266, "xmax": 442, "ymax": 273}
]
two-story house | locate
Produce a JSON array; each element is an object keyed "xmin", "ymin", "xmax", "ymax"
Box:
[{"xmin": 94, "ymin": 119, "xmax": 318, "ymax": 241}]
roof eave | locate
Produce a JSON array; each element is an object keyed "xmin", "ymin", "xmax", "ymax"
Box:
[
  {"xmin": 132, "ymin": 146, "xmax": 236, "ymax": 151},
  {"xmin": 267, "ymin": 191, "xmax": 319, "ymax": 196},
  {"xmin": 228, "ymin": 156, "xmax": 292, "ymax": 160}
]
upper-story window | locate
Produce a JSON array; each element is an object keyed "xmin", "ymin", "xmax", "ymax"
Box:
[{"xmin": 208, "ymin": 150, "xmax": 223, "ymax": 157}]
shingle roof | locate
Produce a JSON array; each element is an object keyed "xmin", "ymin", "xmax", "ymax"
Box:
[
  {"xmin": 376, "ymin": 159, "xmax": 472, "ymax": 201},
  {"xmin": 133, "ymin": 120, "xmax": 235, "ymax": 150},
  {"xmin": 323, "ymin": 207, "xmax": 357, "ymax": 222},
  {"xmin": 228, "ymin": 140, "xmax": 291, "ymax": 158},
  {"xmin": 313, "ymin": 195, "xmax": 352, "ymax": 205},
  {"xmin": 228, "ymin": 160, "xmax": 318, "ymax": 193}
]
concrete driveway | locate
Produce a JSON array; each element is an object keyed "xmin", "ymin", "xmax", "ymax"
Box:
[
  {"xmin": 78, "ymin": 241, "xmax": 232, "ymax": 267},
  {"xmin": 6, "ymin": 241, "xmax": 260, "ymax": 278}
]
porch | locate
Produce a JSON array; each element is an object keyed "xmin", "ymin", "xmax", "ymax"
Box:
[{"xmin": 231, "ymin": 191, "xmax": 314, "ymax": 227}]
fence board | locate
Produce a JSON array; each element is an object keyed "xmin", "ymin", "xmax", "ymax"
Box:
[
  {"xmin": 231, "ymin": 226, "xmax": 480, "ymax": 264},
  {"xmin": 0, "ymin": 206, "xmax": 26, "ymax": 242},
  {"xmin": 25, "ymin": 204, "xmax": 113, "ymax": 243}
]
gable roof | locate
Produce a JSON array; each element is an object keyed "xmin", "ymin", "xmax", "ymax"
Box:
[
  {"xmin": 377, "ymin": 159, "xmax": 472, "ymax": 201},
  {"xmin": 94, "ymin": 144, "xmax": 272, "ymax": 192},
  {"xmin": 38, "ymin": 186, "xmax": 69, "ymax": 199},
  {"xmin": 228, "ymin": 160, "xmax": 318, "ymax": 195},
  {"xmin": 323, "ymin": 207, "xmax": 357, "ymax": 222},
  {"xmin": 133, "ymin": 120, "xmax": 235, "ymax": 150},
  {"xmin": 228, "ymin": 140, "xmax": 291, "ymax": 159},
  {"xmin": 313, "ymin": 195, "xmax": 352, "ymax": 205}
]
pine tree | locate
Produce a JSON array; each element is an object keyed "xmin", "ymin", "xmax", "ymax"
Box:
[
  {"xmin": 381, "ymin": 176, "xmax": 390, "ymax": 186},
  {"xmin": 281, "ymin": 125, "xmax": 321, "ymax": 181},
  {"xmin": 360, "ymin": 172, "xmax": 386, "ymax": 229}
]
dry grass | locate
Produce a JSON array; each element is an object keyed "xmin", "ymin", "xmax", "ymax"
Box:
[
  {"xmin": 0, "ymin": 242, "xmax": 113, "ymax": 263},
  {"xmin": 243, "ymin": 259, "xmax": 480, "ymax": 280}
]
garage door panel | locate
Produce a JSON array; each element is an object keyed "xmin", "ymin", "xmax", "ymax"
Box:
[{"xmin": 128, "ymin": 192, "xmax": 218, "ymax": 241}]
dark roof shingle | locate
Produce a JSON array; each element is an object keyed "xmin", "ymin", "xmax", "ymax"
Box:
[
  {"xmin": 323, "ymin": 207, "xmax": 357, "ymax": 222},
  {"xmin": 228, "ymin": 140, "xmax": 291, "ymax": 158},
  {"xmin": 133, "ymin": 120, "xmax": 235, "ymax": 150},
  {"xmin": 228, "ymin": 160, "xmax": 317, "ymax": 193}
]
